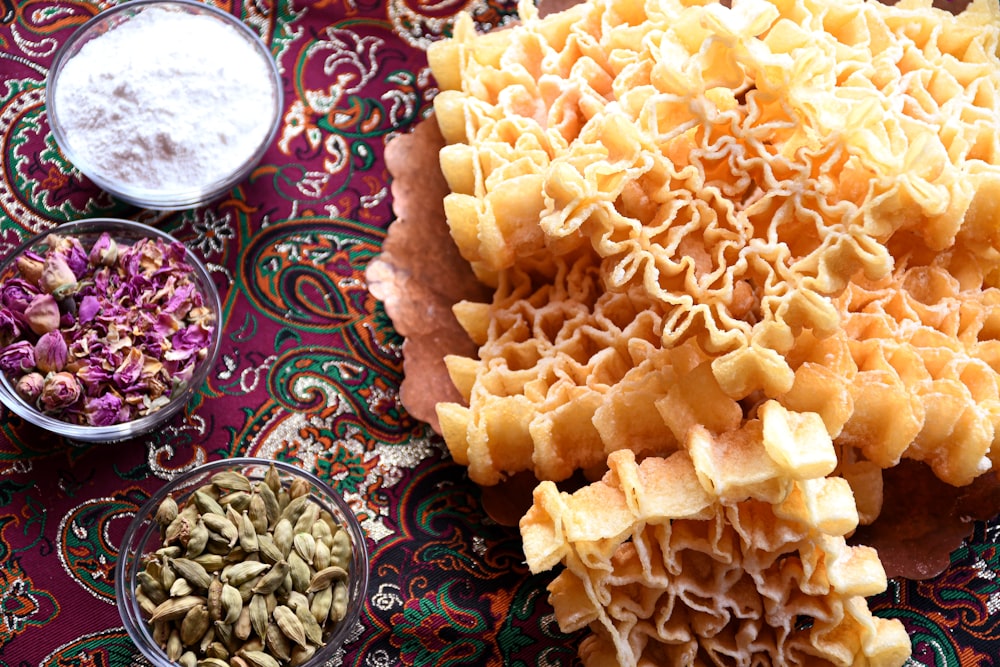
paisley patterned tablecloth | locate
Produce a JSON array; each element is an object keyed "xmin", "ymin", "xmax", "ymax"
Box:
[{"xmin": 0, "ymin": 1, "xmax": 998, "ymax": 665}]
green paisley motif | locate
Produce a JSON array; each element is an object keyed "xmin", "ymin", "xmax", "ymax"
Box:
[
  {"xmin": 57, "ymin": 491, "xmax": 150, "ymax": 602},
  {"xmin": 0, "ymin": 557, "xmax": 58, "ymax": 651},
  {"xmin": 39, "ymin": 628, "xmax": 142, "ymax": 667},
  {"xmin": 237, "ymin": 219, "xmax": 384, "ymax": 330},
  {"xmin": 392, "ymin": 580, "xmax": 495, "ymax": 665}
]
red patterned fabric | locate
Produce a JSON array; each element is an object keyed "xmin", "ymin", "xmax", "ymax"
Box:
[{"xmin": 0, "ymin": 1, "xmax": 997, "ymax": 666}]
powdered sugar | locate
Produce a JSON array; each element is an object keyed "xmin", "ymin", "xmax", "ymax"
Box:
[{"xmin": 52, "ymin": 5, "xmax": 277, "ymax": 193}]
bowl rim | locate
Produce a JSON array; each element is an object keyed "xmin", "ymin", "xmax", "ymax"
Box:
[
  {"xmin": 0, "ymin": 218, "xmax": 223, "ymax": 442},
  {"xmin": 44, "ymin": 0, "xmax": 284, "ymax": 210},
  {"xmin": 113, "ymin": 456, "xmax": 371, "ymax": 667}
]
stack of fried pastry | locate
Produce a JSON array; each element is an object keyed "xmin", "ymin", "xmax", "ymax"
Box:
[{"xmin": 418, "ymin": 0, "xmax": 1000, "ymax": 664}]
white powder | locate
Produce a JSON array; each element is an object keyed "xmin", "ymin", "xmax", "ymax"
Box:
[{"xmin": 52, "ymin": 6, "xmax": 277, "ymax": 192}]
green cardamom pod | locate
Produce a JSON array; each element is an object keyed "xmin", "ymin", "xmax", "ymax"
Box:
[
  {"xmin": 330, "ymin": 579, "xmax": 349, "ymax": 623},
  {"xmin": 263, "ymin": 464, "xmax": 281, "ymax": 495},
  {"xmin": 201, "ymin": 513, "xmax": 239, "ymax": 547},
  {"xmin": 166, "ymin": 628, "xmax": 183, "ymax": 660},
  {"xmin": 234, "ymin": 604, "xmax": 252, "ymax": 641},
  {"xmin": 294, "ymin": 602, "xmax": 324, "ymax": 646},
  {"xmin": 292, "ymin": 532, "xmax": 316, "ymax": 565},
  {"xmin": 179, "ymin": 604, "xmax": 210, "ymax": 646},
  {"xmin": 289, "ymin": 644, "xmax": 317, "ymax": 667},
  {"xmin": 287, "ymin": 551, "xmax": 311, "ymax": 594},
  {"xmin": 169, "ymin": 577, "xmax": 194, "ymax": 598},
  {"xmin": 171, "ymin": 557, "xmax": 213, "ymax": 590},
  {"xmin": 309, "ymin": 585, "xmax": 333, "ymax": 624},
  {"xmin": 136, "ymin": 571, "xmax": 168, "ymax": 605},
  {"xmin": 310, "ymin": 517, "xmax": 332, "ymax": 547},
  {"xmin": 329, "ymin": 529, "xmax": 352, "ymax": 570},
  {"xmin": 248, "ymin": 593, "xmax": 269, "ymax": 641},
  {"xmin": 292, "ymin": 502, "xmax": 319, "ymax": 536},
  {"xmin": 273, "ymin": 518, "xmax": 294, "ymax": 557},
  {"xmin": 288, "ymin": 477, "xmax": 310, "ymax": 500},
  {"xmin": 207, "ymin": 578, "xmax": 224, "ymax": 622},
  {"xmin": 219, "ymin": 490, "xmax": 252, "ymax": 513},
  {"xmin": 149, "ymin": 595, "xmax": 206, "ymax": 623},
  {"xmin": 256, "ymin": 534, "xmax": 284, "ymax": 565},
  {"xmin": 155, "ymin": 496, "xmax": 179, "ymax": 526},
  {"xmin": 195, "ymin": 659, "xmax": 229, "ymax": 667},
  {"xmin": 238, "ymin": 511, "xmax": 259, "ymax": 553},
  {"xmin": 192, "ymin": 490, "xmax": 226, "ymax": 516},
  {"xmin": 220, "ymin": 583, "xmax": 243, "ymax": 625},
  {"xmin": 211, "ymin": 470, "xmax": 252, "ymax": 493},
  {"xmin": 256, "ymin": 482, "xmax": 281, "ymax": 528},
  {"xmin": 185, "ymin": 518, "xmax": 210, "ymax": 558},
  {"xmin": 222, "ymin": 560, "xmax": 270, "ymax": 587},
  {"xmin": 251, "ymin": 560, "xmax": 289, "ymax": 596},
  {"xmin": 307, "ymin": 565, "xmax": 348, "ymax": 593},
  {"xmin": 205, "ymin": 641, "xmax": 228, "ymax": 661},
  {"xmin": 272, "ymin": 604, "xmax": 308, "ymax": 648},
  {"xmin": 279, "ymin": 495, "xmax": 309, "ymax": 526},
  {"xmin": 248, "ymin": 493, "xmax": 268, "ymax": 535},
  {"xmin": 239, "ymin": 649, "xmax": 281, "ymax": 667},
  {"xmin": 134, "ymin": 586, "xmax": 158, "ymax": 616},
  {"xmin": 265, "ymin": 621, "xmax": 292, "ymax": 662}
]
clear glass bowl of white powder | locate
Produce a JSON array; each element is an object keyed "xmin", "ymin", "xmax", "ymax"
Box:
[{"xmin": 45, "ymin": 0, "xmax": 283, "ymax": 210}]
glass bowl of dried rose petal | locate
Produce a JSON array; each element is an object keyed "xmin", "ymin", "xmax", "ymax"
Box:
[
  {"xmin": 114, "ymin": 457, "xmax": 370, "ymax": 667},
  {"xmin": 0, "ymin": 218, "xmax": 221, "ymax": 443}
]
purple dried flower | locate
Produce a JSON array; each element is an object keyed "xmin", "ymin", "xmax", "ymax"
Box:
[
  {"xmin": 1, "ymin": 231, "xmax": 213, "ymax": 427},
  {"xmin": 163, "ymin": 282, "xmax": 196, "ymax": 319},
  {"xmin": 78, "ymin": 295, "xmax": 102, "ymax": 324},
  {"xmin": 88, "ymin": 232, "xmax": 119, "ymax": 267},
  {"xmin": 46, "ymin": 234, "xmax": 89, "ymax": 278},
  {"xmin": 0, "ymin": 341, "xmax": 35, "ymax": 374},
  {"xmin": 153, "ymin": 312, "xmax": 181, "ymax": 338},
  {"xmin": 167, "ymin": 322, "xmax": 213, "ymax": 361},
  {"xmin": 40, "ymin": 371, "xmax": 82, "ymax": 411},
  {"xmin": 15, "ymin": 372, "xmax": 45, "ymax": 402},
  {"xmin": 39, "ymin": 253, "xmax": 78, "ymax": 298},
  {"xmin": 84, "ymin": 393, "xmax": 129, "ymax": 426},
  {"xmin": 24, "ymin": 293, "xmax": 61, "ymax": 335},
  {"xmin": 113, "ymin": 347, "xmax": 144, "ymax": 389},
  {"xmin": 34, "ymin": 331, "xmax": 68, "ymax": 374},
  {"xmin": 0, "ymin": 307, "xmax": 20, "ymax": 346},
  {"xmin": 1, "ymin": 278, "xmax": 40, "ymax": 317},
  {"xmin": 75, "ymin": 363, "xmax": 112, "ymax": 393}
]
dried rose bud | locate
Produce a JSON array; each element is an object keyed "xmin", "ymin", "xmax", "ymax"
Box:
[
  {"xmin": 24, "ymin": 293, "xmax": 60, "ymax": 335},
  {"xmin": 39, "ymin": 253, "xmax": 78, "ymax": 298},
  {"xmin": 40, "ymin": 371, "xmax": 82, "ymax": 411},
  {"xmin": 34, "ymin": 331, "xmax": 68, "ymax": 374},
  {"xmin": 88, "ymin": 232, "xmax": 119, "ymax": 267},
  {"xmin": 46, "ymin": 234, "xmax": 88, "ymax": 278},
  {"xmin": 1, "ymin": 278, "xmax": 39, "ymax": 317},
  {"xmin": 0, "ymin": 308, "xmax": 20, "ymax": 347},
  {"xmin": 0, "ymin": 341, "xmax": 36, "ymax": 375},
  {"xmin": 84, "ymin": 393, "xmax": 129, "ymax": 427},
  {"xmin": 15, "ymin": 254, "xmax": 44, "ymax": 285},
  {"xmin": 15, "ymin": 372, "xmax": 44, "ymax": 402}
]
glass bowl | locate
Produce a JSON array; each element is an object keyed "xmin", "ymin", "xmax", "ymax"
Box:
[
  {"xmin": 0, "ymin": 218, "xmax": 222, "ymax": 443},
  {"xmin": 115, "ymin": 457, "xmax": 370, "ymax": 667},
  {"xmin": 45, "ymin": 0, "xmax": 283, "ymax": 210}
]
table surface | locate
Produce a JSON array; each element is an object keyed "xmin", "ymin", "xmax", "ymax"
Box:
[{"xmin": 0, "ymin": 1, "xmax": 998, "ymax": 665}]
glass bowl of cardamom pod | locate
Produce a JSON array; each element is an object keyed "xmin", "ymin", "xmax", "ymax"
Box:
[{"xmin": 114, "ymin": 457, "xmax": 370, "ymax": 667}]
